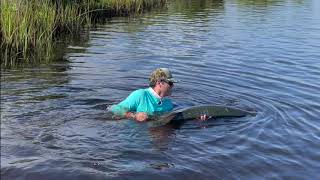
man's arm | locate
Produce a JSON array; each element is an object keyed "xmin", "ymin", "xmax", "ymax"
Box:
[{"xmin": 110, "ymin": 90, "xmax": 141, "ymax": 118}]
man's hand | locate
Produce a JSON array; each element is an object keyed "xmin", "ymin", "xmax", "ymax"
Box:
[
  {"xmin": 199, "ymin": 114, "xmax": 211, "ymax": 121},
  {"xmin": 126, "ymin": 112, "xmax": 148, "ymax": 122},
  {"xmin": 135, "ymin": 112, "xmax": 148, "ymax": 122}
]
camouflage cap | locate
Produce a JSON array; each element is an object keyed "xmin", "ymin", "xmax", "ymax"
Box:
[{"xmin": 149, "ymin": 68, "xmax": 179, "ymax": 87}]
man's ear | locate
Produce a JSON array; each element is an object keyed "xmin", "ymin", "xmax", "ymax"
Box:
[{"xmin": 156, "ymin": 80, "xmax": 163, "ymax": 87}]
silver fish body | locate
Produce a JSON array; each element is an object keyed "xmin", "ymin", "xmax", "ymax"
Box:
[{"xmin": 149, "ymin": 105, "xmax": 256, "ymax": 127}]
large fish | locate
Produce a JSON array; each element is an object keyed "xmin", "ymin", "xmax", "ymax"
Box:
[{"xmin": 148, "ymin": 105, "xmax": 256, "ymax": 127}]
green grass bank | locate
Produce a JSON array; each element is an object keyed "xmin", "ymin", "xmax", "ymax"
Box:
[{"xmin": 0, "ymin": 0, "xmax": 167, "ymax": 66}]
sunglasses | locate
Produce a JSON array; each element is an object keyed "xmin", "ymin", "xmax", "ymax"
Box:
[{"xmin": 161, "ymin": 79, "xmax": 174, "ymax": 86}]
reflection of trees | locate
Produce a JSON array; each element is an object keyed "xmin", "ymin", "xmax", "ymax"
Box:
[
  {"xmin": 1, "ymin": 61, "xmax": 70, "ymax": 95},
  {"xmin": 106, "ymin": 0, "xmax": 224, "ymax": 34},
  {"xmin": 168, "ymin": 0, "xmax": 224, "ymax": 18},
  {"xmin": 1, "ymin": 30, "xmax": 89, "ymax": 69},
  {"xmin": 237, "ymin": 0, "xmax": 306, "ymax": 7},
  {"xmin": 237, "ymin": 0, "xmax": 284, "ymax": 7},
  {"xmin": 1, "ymin": 31, "xmax": 91, "ymax": 101}
]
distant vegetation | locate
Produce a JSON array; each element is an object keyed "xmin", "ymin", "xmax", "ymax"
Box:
[{"xmin": 0, "ymin": 0, "xmax": 167, "ymax": 66}]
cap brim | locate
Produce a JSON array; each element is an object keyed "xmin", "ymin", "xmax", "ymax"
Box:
[{"xmin": 168, "ymin": 78, "xmax": 179, "ymax": 83}]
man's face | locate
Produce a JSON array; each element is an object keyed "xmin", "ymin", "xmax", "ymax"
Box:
[{"xmin": 161, "ymin": 80, "xmax": 174, "ymax": 96}]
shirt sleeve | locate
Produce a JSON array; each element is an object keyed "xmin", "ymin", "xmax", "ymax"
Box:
[{"xmin": 109, "ymin": 90, "xmax": 142, "ymax": 116}]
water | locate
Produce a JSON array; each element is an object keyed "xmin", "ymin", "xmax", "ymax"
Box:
[{"xmin": 1, "ymin": 0, "xmax": 320, "ymax": 179}]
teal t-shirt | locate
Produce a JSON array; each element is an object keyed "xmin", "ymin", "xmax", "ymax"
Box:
[{"xmin": 110, "ymin": 88, "xmax": 173, "ymax": 117}]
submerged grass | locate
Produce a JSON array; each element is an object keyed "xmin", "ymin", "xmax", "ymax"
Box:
[{"xmin": 0, "ymin": 0, "xmax": 167, "ymax": 66}]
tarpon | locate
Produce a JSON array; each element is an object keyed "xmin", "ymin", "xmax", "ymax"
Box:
[{"xmin": 148, "ymin": 105, "xmax": 256, "ymax": 127}]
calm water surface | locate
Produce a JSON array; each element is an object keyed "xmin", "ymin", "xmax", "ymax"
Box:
[{"xmin": 1, "ymin": 0, "xmax": 320, "ymax": 179}]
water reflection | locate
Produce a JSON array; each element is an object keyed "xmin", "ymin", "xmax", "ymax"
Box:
[
  {"xmin": 2, "ymin": 0, "xmax": 320, "ymax": 179},
  {"xmin": 169, "ymin": 0, "xmax": 224, "ymax": 14},
  {"xmin": 148, "ymin": 123, "xmax": 179, "ymax": 150},
  {"xmin": 237, "ymin": 0, "xmax": 284, "ymax": 6}
]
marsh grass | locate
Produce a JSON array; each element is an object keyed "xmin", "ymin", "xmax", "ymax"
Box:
[{"xmin": 0, "ymin": 0, "xmax": 166, "ymax": 66}]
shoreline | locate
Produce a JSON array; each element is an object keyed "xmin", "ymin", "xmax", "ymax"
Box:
[{"xmin": 0, "ymin": 0, "xmax": 167, "ymax": 66}]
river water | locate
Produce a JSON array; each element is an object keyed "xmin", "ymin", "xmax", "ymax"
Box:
[{"xmin": 1, "ymin": 0, "xmax": 320, "ymax": 179}]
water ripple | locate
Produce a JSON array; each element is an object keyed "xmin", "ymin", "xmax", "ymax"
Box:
[{"xmin": 2, "ymin": 0, "xmax": 320, "ymax": 179}]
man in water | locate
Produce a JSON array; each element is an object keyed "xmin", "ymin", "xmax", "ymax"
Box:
[{"xmin": 110, "ymin": 68, "xmax": 208, "ymax": 121}]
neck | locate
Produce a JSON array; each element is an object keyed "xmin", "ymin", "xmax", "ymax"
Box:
[{"xmin": 152, "ymin": 87, "xmax": 165, "ymax": 98}]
